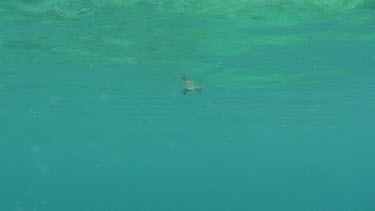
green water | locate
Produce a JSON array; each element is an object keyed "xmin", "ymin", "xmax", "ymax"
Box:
[{"xmin": 1, "ymin": 1, "xmax": 375, "ymax": 210}]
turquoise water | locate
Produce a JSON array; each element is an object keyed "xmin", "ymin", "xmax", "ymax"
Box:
[{"xmin": 1, "ymin": 1, "xmax": 375, "ymax": 210}]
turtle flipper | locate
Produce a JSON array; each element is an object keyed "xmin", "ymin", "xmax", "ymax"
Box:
[
  {"xmin": 182, "ymin": 88, "xmax": 189, "ymax": 95},
  {"xmin": 195, "ymin": 88, "xmax": 202, "ymax": 93}
]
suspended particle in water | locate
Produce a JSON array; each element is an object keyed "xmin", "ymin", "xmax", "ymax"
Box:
[
  {"xmin": 14, "ymin": 206, "xmax": 24, "ymax": 211},
  {"xmin": 30, "ymin": 144, "xmax": 42, "ymax": 153}
]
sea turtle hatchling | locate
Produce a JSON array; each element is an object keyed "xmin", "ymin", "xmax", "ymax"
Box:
[{"xmin": 181, "ymin": 76, "xmax": 202, "ymax": 95}]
